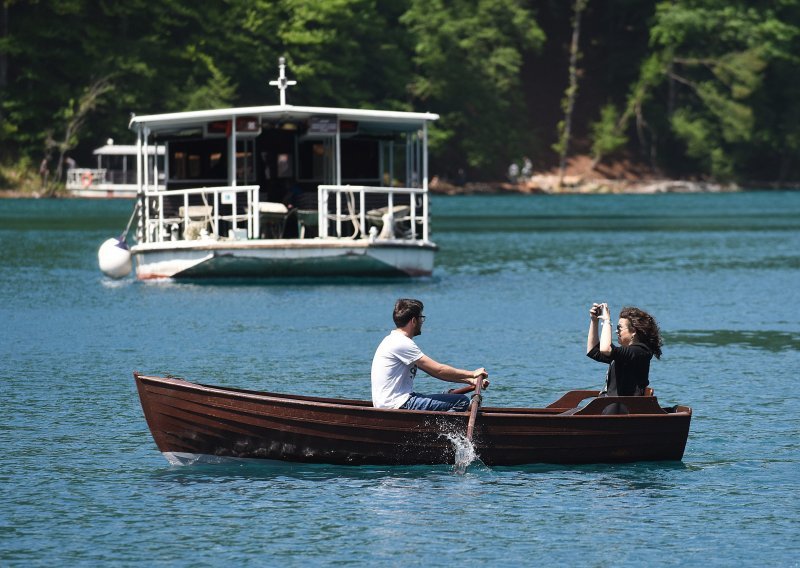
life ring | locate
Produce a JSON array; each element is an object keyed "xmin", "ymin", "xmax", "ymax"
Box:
[{"xmin": 81, "ymin": 171, "xmax": 93, "ymax": 187}]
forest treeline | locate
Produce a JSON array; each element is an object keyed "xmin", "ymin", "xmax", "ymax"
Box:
[{"xmin": 1, "ymin": 0, "xmax": 799, "ymax": 184}]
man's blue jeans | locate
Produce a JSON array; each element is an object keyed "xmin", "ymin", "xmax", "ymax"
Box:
[{"xmin": 400, "ymin": 392, "xmax": 470, "ymax": 412}]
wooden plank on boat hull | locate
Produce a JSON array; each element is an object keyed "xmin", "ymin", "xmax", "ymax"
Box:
[
  {"xmin": 136, "ymin": 375, "xmax": 465, "ymax": 465},
  {"xmin": 135, "ymin": 374, "xmax": 692, "ymax": 466},
  {"xmin": 476, "ymin": 412, "xmax": 691, "ymax": 465}
]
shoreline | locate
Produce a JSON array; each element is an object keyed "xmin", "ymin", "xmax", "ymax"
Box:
[
  {"xmin": 2, "ymin": 178, "xmax": 798, "ymax": 199},
  {"xmin": 429, "ymin": 177, "xmax": 800, "ymax": 195}
]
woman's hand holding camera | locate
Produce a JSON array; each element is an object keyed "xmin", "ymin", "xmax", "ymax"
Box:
[{"xmin": 590, "ymin": 302, "xmax": 609, "ymax": 322}]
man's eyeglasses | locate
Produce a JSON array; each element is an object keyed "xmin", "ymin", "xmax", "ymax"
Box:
[
  {"xmin": 418, "ymin": 315, "xmax": 426, "ymax": 322},
  {"xmin": 616, "ymin": 324, "xmax": 623, "ymax": 333}
]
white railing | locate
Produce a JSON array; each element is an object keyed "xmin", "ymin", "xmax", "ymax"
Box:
[
  {"xmin": 138, "ymin": 184, "xmax": 431, "ymax": 245},
  {"xmin": 318, "ymin": 185, "xmax": 430, "ymax": 243},
  {"xmin": 142, "ymin": 185, "xmax": 260, "ymax": 243},
  {"xmin": 67, "ymin": 168, "xmax": 162, "ymax": 189},
  {"xmin": 66, "ymin": 168, "xmax": 107, "ymax": 189}
]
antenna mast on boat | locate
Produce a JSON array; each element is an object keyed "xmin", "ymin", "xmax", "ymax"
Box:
[{"xmin": 269, "ymin": 57, "xmax": 296, "ymax": 106}]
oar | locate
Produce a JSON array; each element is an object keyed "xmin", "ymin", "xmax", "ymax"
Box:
[{"xmin": 465, "ymin": 376, "xmax": 486, "ymax": 442}]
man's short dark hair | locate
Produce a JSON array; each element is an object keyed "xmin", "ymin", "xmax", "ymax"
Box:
[{"xmin": 393, "ymin": 298, "xmax": 423, "ymax": 327}]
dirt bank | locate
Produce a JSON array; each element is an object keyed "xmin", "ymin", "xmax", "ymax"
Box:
[{"xmin": 430, "ymin": 155, "xmax": 743, "ymax": 195}]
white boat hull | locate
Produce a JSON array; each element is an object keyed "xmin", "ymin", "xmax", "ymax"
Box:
[
  {"xmin": 131, "ymin": 239, "xmax": 436, "ymax": 280},
  {"xmin": 68, "ymin": 183, "xmax": 139, "ymax": 199}
]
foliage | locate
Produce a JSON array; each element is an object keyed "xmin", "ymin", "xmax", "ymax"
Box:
[
  {"xmin": 401, "ymin": 0, "xmax": 545, "ymax": 176},
  {"xmin": 590, "ymin": 104, "xmax": 628, "ymax": 165},
  {"xmin": 554, "ymin": 0, "xmax": 588, "ymax": 185},
  {"xmin": 622, "ymin": 0, "xmax": 800, "ymax": 180},
  {"xmin": 1, "ymin": 0, "xmax": 800, "ymax": 184}
]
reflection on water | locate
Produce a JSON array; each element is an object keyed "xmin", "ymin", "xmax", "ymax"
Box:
[
  {"xmin": 669, "ymin": 330, "xmax": 800, "ymax": 352},
  {"xmin": 151, "ymin": 459, "xmax": 464, "ymax": 485},
  {"xmin": 3, "ymin": 192, "xmax": 800, "ymax": 566}
]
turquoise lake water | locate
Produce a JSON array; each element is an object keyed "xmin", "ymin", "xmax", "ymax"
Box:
[{"xmin": 1, "ymin": 192, "xmax": 799, "ymax": 566}]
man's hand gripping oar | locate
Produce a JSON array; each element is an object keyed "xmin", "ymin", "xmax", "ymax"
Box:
[{"xmin": 466, "ymin": 372, "xmax": 489, "ymax": 442}]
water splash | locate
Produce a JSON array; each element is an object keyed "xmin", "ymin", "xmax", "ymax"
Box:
[
  {"xmin": 432, "ymin": 424, "xmax": 477, "ymax": 474},
  {"xmin": 448, "ymin": 432, "xmax": 477, "ymax": 474}
]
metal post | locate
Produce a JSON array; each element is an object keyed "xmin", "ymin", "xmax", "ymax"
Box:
[
  {"xmin": 405, "ymin": 133, "xmax": 410, "ymax": 188},
  {"xmin": 318, "ymin": 186, "xmax": 327, "ymax": 238},
  {"xmin": 250, "ymin": 187, "xmax": 257, "ymax": 238},
  {"xmin": 136, "ymin": 128, "xmax": 144, "ymax": 241},
  {"xmin": 232, "ymin": 188, "xmax": 238, "ymax": 233},
  {"xmin": 360, "ymin": 188, "xmax": 366, "ymax": 237},
  {"xmin": 335, "ymin": 119, "xmax": 342, "ymax": 238},
  {"xmin": 410, "ymin": 191, "xmax": 417, "ymax": 241},
  {"xmin": 143, "ymin": 127, "xmax": 150, "ymax": 191},
  {"xmin": 389, "ymin": 140, "xmax": 394, "ymax": 187},
  {"xmin": 214, "ymin": 191, "xmax": 220, "ymax": 237},
  {"xmin": 422, "ymin": 122, "xmax": 429, "ymax": 242},
  {"xmin": 336, "ymin": 190, "xmax": 342, "ymax": 237},
  {"xmin": 163, "ymin": 143, "xmax": 169, "ymax": 189},
  {"xmin": 379, "ymin": 142, "xmax": 384, "ymax": 187},
  {"xmin": 229, "ymin": 118, "xmax": 237, "ymax": 186},
  {"xmin": 152, "ymin": 146, "xmax": 158, "ymax": 192}
]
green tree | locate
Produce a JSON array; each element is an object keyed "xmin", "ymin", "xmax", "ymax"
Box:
[
  {"xmin": 401, "ymin": 0, "xmax": 544, "ymax": 178},
  {"xmin": 624, "ymin": 1, "xmax": 800, "ymax": 180},
  {"xmin": 4, "ymin": 0, "xmax": 800, "ymax": 185},
  {"xmin": 554, "ymin": 0, "xmax": 588, "ymax": 187},
  {"xmin": 590, "ymin": 103, "xmax": 627, "ymax": 168}
]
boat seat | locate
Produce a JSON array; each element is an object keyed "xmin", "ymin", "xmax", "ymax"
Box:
[
  {"xmin": 367, "ymin": 205, "xmax": 412, "ymax": 239},
  {"xmin": 258, "ymin": 202, "xmax": 289, "ymax": 238},
  {"xmin": 179, "ymin": 205, "xmax": 213, "ymax": 240},
  {"xmin": 555, "ymin": 388, "xmax": 655, "ymax": 415},
  {"xmin": 561, "ymin": 396, "xmax": 667, "ymax": 416},
  {"xmin": 296, "ymin": 210, "xmax": 319, "ymax": 238}
]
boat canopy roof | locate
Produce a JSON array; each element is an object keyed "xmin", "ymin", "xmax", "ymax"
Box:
[
  {"xmin": 129, "ymin": 104, "xmax": 439, "ymax": 135},
  {"xmin": 93, "ymin": 144, "xmax": 164, "ymax": 156}
]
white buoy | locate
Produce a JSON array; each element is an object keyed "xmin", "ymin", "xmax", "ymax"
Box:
[{"xmin": 98, "ymin": 237, "xmax": 132, "ymax": 279}]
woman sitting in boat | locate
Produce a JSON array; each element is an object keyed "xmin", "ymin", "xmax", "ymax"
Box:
[
  {"xmin": 371, "ymin": 298, "xmax": 489, "ymax": 411},
  {"xmin": 586, "ymin": 303, "xmax": 663, "ymax": 396}
]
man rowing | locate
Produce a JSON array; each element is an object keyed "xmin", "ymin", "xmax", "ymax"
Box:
[{"xmin": 371, "ymin": 298, "xmax": 489, "ymax": 411}]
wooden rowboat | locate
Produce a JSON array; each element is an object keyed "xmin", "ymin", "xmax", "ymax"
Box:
[{"xmin": 135, "ymin": 372, "xmax": 692, "ymax": 466}]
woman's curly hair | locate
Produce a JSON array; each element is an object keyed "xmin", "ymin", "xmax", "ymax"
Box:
[{"xmin": 620, "ymin": 306, "xmax": 663, "ymax": 359}]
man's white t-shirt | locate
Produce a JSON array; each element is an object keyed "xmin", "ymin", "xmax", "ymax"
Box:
[{"xmin": 371, "ymin": 330, "xmax": 424, "ymax": 409}]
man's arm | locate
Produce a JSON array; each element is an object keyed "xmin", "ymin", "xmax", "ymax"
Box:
[{"xmin": 415, "ymin": 355, "xmax": 488, "ymax": 388}]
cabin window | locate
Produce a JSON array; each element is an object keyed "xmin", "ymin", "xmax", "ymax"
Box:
[
  {"xmin": 311, "ymin": 144, "xmax": 326, "ymax": 180},
  {"xmin": 236, "ymin": 139, "xmax": 256, "ymax": 183},
  {"xmin": 341, "ymin": 139, "xmax": 379, "ymax": 183},
  {"xmin": 188, "ymin": 155, "xmax": 201, "ymax": 178},
  {"xmin": 277, "ymin": 153, "xmax": 292, "ymax": 178},
  {"xmin": 210, "ymin": 152, "xmax": 223, "ymax": 172},
  {"xmin": 168, "ymin": 140, "xmax": 228, "ymax": 183},
  {"xmin": 297, "ymin": 140, "xmax": 334, "ymax": 182},
  {"xmin": 173, "ymin": 152, "xmax": 187, "ymax": 179}
]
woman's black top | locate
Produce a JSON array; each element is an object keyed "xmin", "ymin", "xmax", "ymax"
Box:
[{"xmin": 587, "ymin": 342, "xmax": 652, "ymax": 396}]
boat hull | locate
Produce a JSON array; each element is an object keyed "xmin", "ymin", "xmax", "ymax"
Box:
[
  {"xmin": 131, "ymin": 239, "xmax": 437, "ymax": 279},
  {"xmin": 68, "ymin": 184, "xmax": 138, "ymax": 199},
  {"xmin": 135, "ymin": 374, "xmax": 691, "ymax": 466}
]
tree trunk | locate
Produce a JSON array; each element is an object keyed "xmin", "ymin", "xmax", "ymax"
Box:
[
  {"xmin": 0, "ymin": 3, "xmax": 7, "ymax": 88},
  {"xmin": 557, "ymin": 0, "xmax": 587, "ymax": 189},
  {"xmin": 46, "ymin": 76, "xmax": 114, "ymax": 197},
  {"xmin": 0, "ymin": 2, "xmax": 7, "ymax": 133}
]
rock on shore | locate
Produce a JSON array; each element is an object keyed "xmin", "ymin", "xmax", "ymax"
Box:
[{"xmin": 429, "ymin": 175, "xmax": 739, "ymax": 195}]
